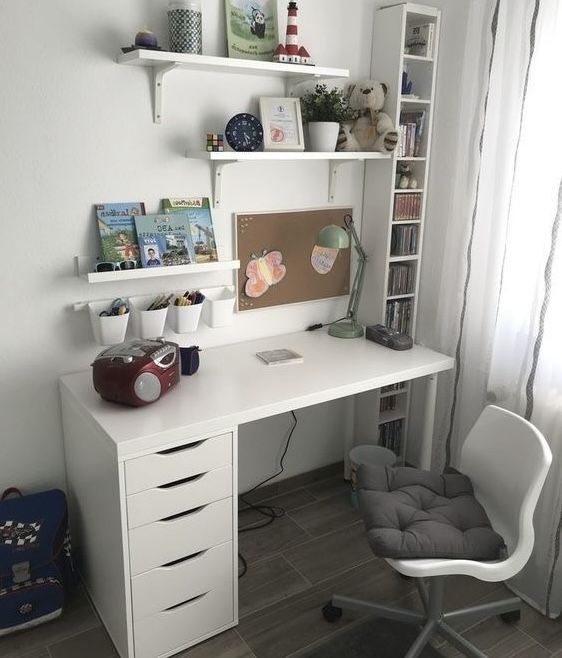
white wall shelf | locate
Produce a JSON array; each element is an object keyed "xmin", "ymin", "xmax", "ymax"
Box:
[
  {"xmin": 117, "ymin": 49, "xmax": 349, "ymax": 123},
  {"xmin": 379, "ymin": 410, "xmax": 407, "ymax": 425},
  {"xmin": 400, "ymin": 97, "xmax": 431, "ymax": 104},
  {"xmin": 386, "ymin": 293, "xmax": 415, "ymax": 301},
  {"xmin": 75, "ymin": 256, "xmax": 240, "ymax": 284},
  {"xmin": 403, "ymin": 54, "xmax": 434, "ymax": 63},
  {"xmin": 185, "ymin": 150, "xmax": 391, "ymax": 207},
  {"xmin": 394, "ymin": 188, "xmax": 424, "ymax": 193},
  {"xmin": 388, "ymin": 255, "xmax": 420, "ymax": 263},
  {"xmin": 380, "ymin": 387, "xmax": 409, "ymax": 399}
]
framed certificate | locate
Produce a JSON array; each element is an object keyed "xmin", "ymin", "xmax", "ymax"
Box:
[{"xmin": 259, "ymin": 97, "xmax": 305, "ymax": 151}]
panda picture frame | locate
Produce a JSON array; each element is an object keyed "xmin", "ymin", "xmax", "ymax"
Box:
[
  {"xmin": 224, "ymin": 0, "xmax": 278, "ymax": 61},
  {"xmin": 259, "ymin": 97, "xmax": 305, "ymax": 151}
]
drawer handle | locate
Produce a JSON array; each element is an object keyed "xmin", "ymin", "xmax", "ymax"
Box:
[
  {"xmin": 159, "ymin": 505, "xmax": 205, "ymax": 523},
  {"xmin": 157, "ymin": 440, "xmax": 205, "ymax": 455},
  {"xmin": 162, "ymin": 549, "xmax": 207, "ymax": 568},
  {"xmin": 163, "ymin": 592, "xmax": 208, "ymax": 613},
  {"xmin": 157, "ymin": 472, "xmax": 205, "ymax": 489}
]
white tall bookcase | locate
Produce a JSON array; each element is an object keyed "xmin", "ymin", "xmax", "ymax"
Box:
[{"xmin": 355, "ymin": 3, "xmax": 441, "ymax": 464}]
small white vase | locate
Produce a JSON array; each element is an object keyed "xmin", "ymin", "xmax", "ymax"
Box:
[{"xmin": 307, "ymin": 121, "xmax": 340, "ymax": 152}]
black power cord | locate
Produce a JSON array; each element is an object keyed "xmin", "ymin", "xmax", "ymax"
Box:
[
  {"xmin": 306, "ymin": 315, "xmax": 348, "ymax": 332},
  {"xmin": 238, "ymin": 411, "xmax": 298, "ymax": 578}
]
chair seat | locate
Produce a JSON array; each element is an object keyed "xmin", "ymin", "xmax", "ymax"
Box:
[{"xmin": 357, "ymin": 464, "xmax": 505, "ymax": 564}]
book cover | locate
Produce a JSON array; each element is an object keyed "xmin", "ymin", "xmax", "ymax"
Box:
[
  {"xmin": 95, "ymin": 202, "xmax": 145, "ymax": 263},
  {"xmin": 162, "ymin": 197, "xmax": 218, "ymax": 263},
  {"xmin": 134, "ymin": 213, "xmax": 196, "ymax": 268},
  {"xmin": 405, "ymin": 23, "xmax": 434, "ymax": 57},
  {"xmin": 224, "ymin": 0, "xmax": 278, "ymax": 61},
  {"xmin": 256, "ymin": 349, "xmax": 303, "ymax": 366}
]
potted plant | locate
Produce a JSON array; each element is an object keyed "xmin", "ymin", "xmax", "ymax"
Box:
[{"xmin": 299, "ymin": 83, "xmax": 357, "ymax": 152}]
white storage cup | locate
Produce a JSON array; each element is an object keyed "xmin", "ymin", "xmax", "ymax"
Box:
[
  {"xmin": 88, "ymin": 301, "xmax": 129, "ymax": 346},
  {"xmin": 130, "ymin": 295, "xmax": 169, "ymax": 339},
  {"xmin": 200, "ymin": 286, "xmax": 235, "ymax": 328},
  {"xmin": 167, "ymin": 294, "xmax": 203, "ymax": 334}
]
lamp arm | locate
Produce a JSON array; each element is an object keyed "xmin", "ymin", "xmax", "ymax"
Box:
[
  {"xmin": 347, "ymin": 254, "xmax": 367, "ymax": 320},
  {"xmin": 346, "ymin": 216, "xmax": 368, "ymax": 262},
  {"xmin": 343, "ymin": 216, "xmax": 368, "ymax": 322}
]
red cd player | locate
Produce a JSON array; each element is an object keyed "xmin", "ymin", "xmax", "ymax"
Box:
[{"xmin": 91, "ymin": 338, "xmax": 180, "ymax": 407}]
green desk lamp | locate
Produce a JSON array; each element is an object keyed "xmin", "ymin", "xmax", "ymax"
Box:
[{"xmin": 318, "ymin": 214, "xmax": 368, "ymax": 339}]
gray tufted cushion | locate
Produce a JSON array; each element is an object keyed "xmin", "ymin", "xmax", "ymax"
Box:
[{"xmin": 357, "ymin": 465, "xmax": 505, "ymax": 560}]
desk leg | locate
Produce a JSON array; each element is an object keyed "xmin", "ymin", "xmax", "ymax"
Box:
[{"xmin": 420, "ymin": 374, "xmax": 437, "ymax": 470}]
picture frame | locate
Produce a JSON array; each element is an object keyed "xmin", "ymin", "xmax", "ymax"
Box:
[
  {"xmin": 259, "ymin": 97, "xmax": 305, "ymax": 152},
  {"xmin": 224, "ymin": 0, "xmax": 278, "ymax": 61}
]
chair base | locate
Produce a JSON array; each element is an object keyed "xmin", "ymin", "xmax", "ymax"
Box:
[{"xmin": 324, "ymin": 576, "xmax": 521, "ymax": 658}]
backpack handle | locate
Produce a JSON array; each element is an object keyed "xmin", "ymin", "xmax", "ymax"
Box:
[{"xmin": 1, "ymin": 488, "xmax": 23, "ymax": 501}]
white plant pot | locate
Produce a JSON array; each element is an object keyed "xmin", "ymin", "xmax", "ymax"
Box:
[
  {"xmin": 88, "ymin": 301, "xmax": 129, "ymax": 346},
  {"xmin": 167, "ymin": 298, "xmax": 203, "ymax": 334},
  {"xmin": 200, "ymin": 286, "xmax": 235, "ymax": 328},
  {"xmin": 307, "ymin": 121, "xmax": 340, "ymax": 152},
  {"xmin": 130, "ymin": 295, "xmax": 169, "ymax": 339}
]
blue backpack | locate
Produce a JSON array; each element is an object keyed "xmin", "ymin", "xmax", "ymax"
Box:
[{"xmin": 0, "ymin": 488, "xmax": 75, "ymax": 635}]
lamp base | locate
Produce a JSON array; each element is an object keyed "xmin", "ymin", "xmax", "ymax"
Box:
[{"xmin": 328, "ymin": 321, "xmax": 364, "ymax": 339}]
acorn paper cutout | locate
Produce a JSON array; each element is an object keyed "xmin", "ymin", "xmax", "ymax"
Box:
[{"xmin": 245, "ymin": 250, "xmax": 286, "ymax": 298}]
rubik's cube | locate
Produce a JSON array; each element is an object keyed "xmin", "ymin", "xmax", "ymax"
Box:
[{"xmin": 206, "ymin": 133, "xmax": 224, "ymax": 152}]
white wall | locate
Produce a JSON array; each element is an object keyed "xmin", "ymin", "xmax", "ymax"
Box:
[{"xmin": 0, "ymin": 0, "xmax": 467, "ymax": 493}]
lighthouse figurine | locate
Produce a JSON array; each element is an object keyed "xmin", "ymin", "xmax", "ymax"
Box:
[{"xmin": 273, "ymin": 2, "xmax": 314, "ymax": 66}]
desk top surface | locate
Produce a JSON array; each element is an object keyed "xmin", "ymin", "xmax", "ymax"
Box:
[{"xmin": 60, "ymin": 331, "xmax": 454, "ymax": 459}]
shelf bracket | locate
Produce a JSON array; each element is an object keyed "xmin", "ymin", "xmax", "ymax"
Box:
[
  {"xmin": 285, "ymin": 74, "xmax": 321, "ymax": 97},
  {"xmin": 328, "ymin": 160, "xmax": 345, "ymax": 203},
  {"xmin": 212, "ymin": 160, "xmax": 237, "ymax": 208},
  {"xmin": 153, "ymin": 63, "xmax": 178, "ymax": 124}
]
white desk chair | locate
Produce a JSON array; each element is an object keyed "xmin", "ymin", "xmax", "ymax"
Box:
[{"xmin": 323, "ymin": 405, "xmax": 553, "ymax": 658}]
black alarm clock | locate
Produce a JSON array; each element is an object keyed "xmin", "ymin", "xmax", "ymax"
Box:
[{"xmin": 225, "ymin": 113, "xmax": 263, "ymax": 152}]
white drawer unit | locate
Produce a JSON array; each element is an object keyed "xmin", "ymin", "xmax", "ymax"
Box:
[
  {"xmin": 131, "ymin": 541, "xmax": 233, "ymax": 619},
  {"xmin": 129, "ymin": 497, "xmax": 233, "ymax": 576},
  {"xmin": 125, "ymin": 432, "xmax": 232, "ymax": 494},
  {"xmin": 126, "ymin": 465, "xmax": 233, "ymax": 529},
  {"xmin": 133, "ymin": 579, "xmax": 235, "ymax": 658},
  {"xmin": 60, "ymin": 386, "xmax": 238, "ymax": 658}
]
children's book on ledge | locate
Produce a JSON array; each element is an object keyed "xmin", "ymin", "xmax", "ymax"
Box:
[
  {"xmin": 95, "ymin": 202, "xmax": 145, "ymax": 263},
  {"xmin": 134, "ymin": 213, "xmax": 196, "ymax": 268},
  {"xmin": 162, "ymin": 197, "xmax": 218, "ymax": 264}
]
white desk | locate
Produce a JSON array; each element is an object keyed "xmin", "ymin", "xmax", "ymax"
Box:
[{"xmin": 60, "ymin": 331, "xmax": 453, "ymax": 658}]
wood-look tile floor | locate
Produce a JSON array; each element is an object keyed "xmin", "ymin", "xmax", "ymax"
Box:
[{"xmin": 4, "ymin": 467, "xmax": 561, "ymax": 658}]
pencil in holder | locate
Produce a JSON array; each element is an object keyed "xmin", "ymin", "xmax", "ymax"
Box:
[
  {"xmin": 167, "ymin": 291, "xmax": 204, "ymax": 334},
  {"xmin": 88, "ymin": 300, "xmax": 129, "ymax": 346},
  {"xmin": 130, "ymin": 294, "xmax": 169, "ymax": 339}
]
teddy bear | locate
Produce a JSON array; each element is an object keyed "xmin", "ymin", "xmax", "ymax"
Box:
[
  {"xmin": 336, "ymin": 81, "xmax": 398, "ymax": 153},
  {"xmin": 396, "ymin": 163, "xmax": 418, "ymax": 189}
]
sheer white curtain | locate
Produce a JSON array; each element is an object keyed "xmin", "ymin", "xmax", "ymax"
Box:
[{"xmin": 418, "ymin": 0, "xmax": 562, "ymax": 617}]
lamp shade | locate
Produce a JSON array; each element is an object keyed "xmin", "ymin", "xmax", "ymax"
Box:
[{"xmin": 317, "ymin": 224, "xmax": 350, "ymax": 249}]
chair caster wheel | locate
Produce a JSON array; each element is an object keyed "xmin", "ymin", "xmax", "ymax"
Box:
[
  {"xmin": 500, "ymin": 609, "xmax": 521, "ymax": 624},
  {"xmin": 322, "ymin": 602, "xmax": 343, "ymax": 623}
]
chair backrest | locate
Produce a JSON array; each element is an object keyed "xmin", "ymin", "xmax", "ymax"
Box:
[{"xmin": 459, "ymin": 405, "xmax": 552, "ymax": 572}]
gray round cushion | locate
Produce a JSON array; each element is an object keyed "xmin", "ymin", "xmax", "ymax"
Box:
[{"xmin": 357, "ymin": 465, "xmax": 505, "ymax": 560}]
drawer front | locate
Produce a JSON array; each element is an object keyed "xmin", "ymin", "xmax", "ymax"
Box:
[
  {"xmin": 129, "ymin": 497, "xmax": 232, "ymax": 576},
  {"xmin": 133, "ymin": 579, "xmax": 234, "ymax": 658},
  {"xmin": 127, "ymin": 466, "xmax": 233, "ymax": 529},
  {"xmin": 131, "ymin": 541, "xmax": 233, "ymax": 620},
  {"xmin": 125, "ymin": 432, "xmax": 232, "ymax": 495}
]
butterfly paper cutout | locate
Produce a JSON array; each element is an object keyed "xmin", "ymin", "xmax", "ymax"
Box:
[{"xmin": 245, "ymin": 250, "xmax": 286, "ymax": 298}]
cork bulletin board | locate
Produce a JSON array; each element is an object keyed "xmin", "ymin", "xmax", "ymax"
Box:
[{"xmin": 236, "ymin": 208, "xmax": 352, "ymax": 311}]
